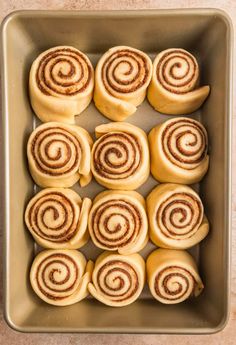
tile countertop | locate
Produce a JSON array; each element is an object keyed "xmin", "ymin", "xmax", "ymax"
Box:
[{"xmin": 0, "ymin": 1, "xmax": 235, "ymax": 344}]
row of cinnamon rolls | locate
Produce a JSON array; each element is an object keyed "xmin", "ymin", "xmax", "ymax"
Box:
[
  {"xmin": 25, "ymin": 185, "xmax": 209, "ymax": 252},
  {"xmin": 29, "ymin": 46, "xmax": 210, "ymax": 123},
  {"xmin": 30, "ymin": 248, "xmax": 203, "ymax": 307},
  {"xmin": 27, "ymin": 117, "xmax": 209, "ymax": 189}
]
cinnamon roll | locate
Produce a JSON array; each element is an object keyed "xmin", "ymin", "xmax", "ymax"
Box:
[
  {"xmin": 30, "ymin": 249, "xmax": 94, "ymax": 306},
  {"xmin": 27, "ymin": 122, "xmax": 93, "ymax": 188},
  {"xmin": 148, "ymin": 117, "xmax": 209, "ymax": 184},
  {"xmin": 147, "ymin": 48, "xmax": 210, "ymax": 114},
  {"xmin": 29, "ymin": 46, "xmax": 94, "ymax": 124},
  {"xmin": 146, "ymin": 249, "xmax": 204, "ymax": 304},
  {"xmin": 25, "ymin": 188, "xmax": 92, "ymax": 249},
  {"xmin": 88, "ymin": 190, "xmax": 148, "ymax": 254},
  {"xmin": 146, "ymin": 184, "xmax": 209, "ymax": 249},
  {"xmin": 94, "ymin": 46, "xmax": 152, "ymax": 121},
  {"xmin": 91, "ymin": 122, "xmax": 150, "ymax": 190},
  {"xmin": 88, "ymin": 251, "xmax": 145, "ymax": 307}
]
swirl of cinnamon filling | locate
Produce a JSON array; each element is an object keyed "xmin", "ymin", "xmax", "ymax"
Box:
[
  {"xmin": 91, "ymin": 123, "xmax": 150, "ymax": 190},
  {"xmin": 27, "ymin": 122, "xmax": 92, "ymax": 188},
  {"xmin": 91, "ymin": 200, "xmax": 141, "ymax": 248},
  {"xmin": 148, "ymin": 118, "xmax": 209, "ymax": 184},
  {"xmin": 154, "ymin": 266, "xmax": 196, "ymax": 302},
  {"xmin": 156, "ymin": 49, "xmax": 198, "ymax": 94},
  {"xmin": 88, "ymin": 252, "xmax": 145, "ymax": 307},
  {"xmin": 156, "ymin": 192, "xmax": 203, "ymax": 240},
  {"xmin": 96, "ymin": 260, "xmax": 139, "ymax": 302},
  {"xmin": 36, "ymin": 47, "xmax": 92, "ymax": 96},
  {"xmin": 93, "ymin": 132, "xmax": 140, "ymax": 180},
  {"xmin": 161, "ymin": 118, "xmax": 208, "ymax": 170},
  {"xmin": 30, "ymin": 249, "xmax": 91, "ymax": 306},
  {"xmin": 25, "ymin": 188, "xmax": 92, "ymax": 249},
  {"xmin": 94, "ymin": 46, "xmax": 152, "ymax": 121},
  {"xmin": 147, "ymin": 48, "xmax": 210, "ymax": 115},
  {"xmin": 102, "ymin": 48, "xmax": 151, "ymax": 96},
  {"xmin": 146, "ymin": 249, "xmax": 204, "ymax": 304},
  {"xmin": 88, "ymin": 191, "xmax": 148, "ymax": 254},
  {"xmin": 31, "ymin": 126, "xmax": 81, "ymax": 176},
  {"xmin": 26, "ymin": 191, "xmax": 78, "ymax": 243},
  {"xmin": 35, "ymin": 253, "xmax": 78, "ymax": 300},
  {"xmin": 147, "ymin": 184, "xmax": 209, "ymax": 249}
]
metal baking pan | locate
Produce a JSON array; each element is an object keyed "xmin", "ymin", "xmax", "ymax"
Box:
[{"xmin": 1, "ymin": 9, "xmax": 233, "ymax": 334}]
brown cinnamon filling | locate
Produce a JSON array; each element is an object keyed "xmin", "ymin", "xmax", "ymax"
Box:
[
  {"xmin": 36, "ymin": 48, "xmax": 92, "ymax": 96},
  {"xmin": 161, "ymin": 119, "xmax": 207, "ymax": 169},
  {"xmin": 102, "ymin": 49, "xmax": 150, "ymax": 95},
  {"xmin": 28, "ymin": 192, "xmax": 78, "ymax": 242},
  {"xmin": 156, "ymin": 192, "xmax": 202, "ymax": 238},
  {"xmin": 156, "ymin": 50, "xmax": 197, "ymax": 94},
  {"xmin": 155, "ymin": 266, "xmax": 196, "ymax": 301},
  {"xmin": 97, "ymin": 260, "xmax": 139, "ymax": 302},
  {"xmin": 36, "ymin": 253, "xmax": 78, "ymax": 300},
  {"xmin": 93, "ymin": 132, "xmax": 141, "ymax": 180},
  {"xmin": 91, "ymin": 199, "xmax": 142, "ymax": 248},
  {"xmin": 31, "ymin": 126, "xmax": 81, "ymax": 176}
]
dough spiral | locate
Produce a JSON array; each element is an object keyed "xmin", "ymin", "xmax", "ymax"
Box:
[
  {"xmin": 147, "ymin": 48, "xmax": 210, "ymax": 114},
  {"xmin": 148, "ymin": 117, "xmax": 209, "ymax": 184},
  {"xmin": 88, "ymin": 251, "xmax": 145, "ymax": 307},
  {"xmin": 29, "ymin": 46, "xmax": 94, "ymax": 123},
  {"xmin": 91, "ymin": 122, "xmax": 150, "ymax": 190},
  {"xmin": 27, "ymin": 122, "xmax": 92, "ymax": 188},
  {"xmin": 147, "ymin": 249, "xmax": 204, "ymax": 304},
  {"xmin": 146, "ymin": 184, "xmax": 209, "ymax": 249},
  {"xmin": 30, "ymin": 249, "xmax": 93, "ymax": 306},
  {"xmin": 25, "ymin": 188, "xmax": 92, "ymax": 249},
  {"xmin": 88, "ymin": 190, "xmax": 148, "ymax": 254},
  {"xmin": 94, "ymin": 46, "xmax": 152, "ymax": 121}
]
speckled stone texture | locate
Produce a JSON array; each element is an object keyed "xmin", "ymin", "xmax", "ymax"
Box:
[{"xmin": 0, "ymin": 1, "xmax": 236, "ymax": 344}]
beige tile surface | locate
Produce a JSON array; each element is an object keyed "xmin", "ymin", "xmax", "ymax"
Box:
[{"xmin": 0, "ymin": 0, "xmax": 235, "ymax": 344}]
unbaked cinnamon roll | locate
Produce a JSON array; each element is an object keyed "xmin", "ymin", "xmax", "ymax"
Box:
[
  {"xmin": 25, "ymin": 188, "xmax": 92, "ymax": 249},
  {"xmin": 94, "ymin": 46, "xmax": 152, "ymax": 121},
  {"xmin": 146, "ymin": 184, "xmax": 209, "ymax": 249},
  {"xmin": 88, "ymin": 190, "xmax": 148, "ymax": 254},
  {"xmin": 30, "ymin": 249, "xmax": 94, "ymax": 306},
  {"xmin": 91, "ymin": 122, "xmax": 150, "ymax": 190},
  {"xmin": 27, "ymin": 122, "xmax": 92, "ymax": 188},
  {"xmin": 147, "ymin": 48, "xmax": 210, "ymax": 114},
  {"xmin": 146, "ymin": 249, "xmax": 204, "ymax": 304},
  {"xmin": 29, "ymin": 46, "xmax": 94, "ymax": 123},
  {"xmin": 148, "ymin": 117, "xmax": 209, "ymax": 184},
  {"xmin": 88, "ymin": 251, "xmax": 145, "ymax": 307}
]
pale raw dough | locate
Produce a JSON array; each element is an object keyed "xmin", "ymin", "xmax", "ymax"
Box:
[
  {"xmin": 147, "ymin": 48, "xmax": 210, "ymax": 115},
  {"xmin": 30, "ymin": 249, "xmax": 94, "ymax": 306},
  {"xmin": 94, "ymin": 46, "xmax": 152, "ymax": 121},
  {"xmin": 25, "ymin": 188, "xmax": 92, "ymax": 249},
  {"xmin": 27, "ymin": 122, "xmax": 93, "ymax": 188},
  {"xmin": 146, "ymin": 183, "xmax": 209, "ymax": 249},
  {"xmin": 148, "ymin": 117, "xmax": 209, "ymax": 184},
  {"xmin": 29, "ymin": 46, "xmax": 94, "ymax": 124},
  {"xmin": 91, "ymin": 122, "xmax": 150, "ymax": 190},
  {"xmin": 146, "ymin": 248, "xmax": 204, "ymax": 304},
  {"xmin": 88, "ymin": 190, "xmax": 148, "ymax": 255},
  {"xmin": 88, "ymin": 251, "xmax": 145, "ymax": 307}
]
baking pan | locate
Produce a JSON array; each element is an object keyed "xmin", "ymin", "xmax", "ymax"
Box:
[{"xmin": 1, "ymin": 9, "xmax": 233, "ymax": 333}]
